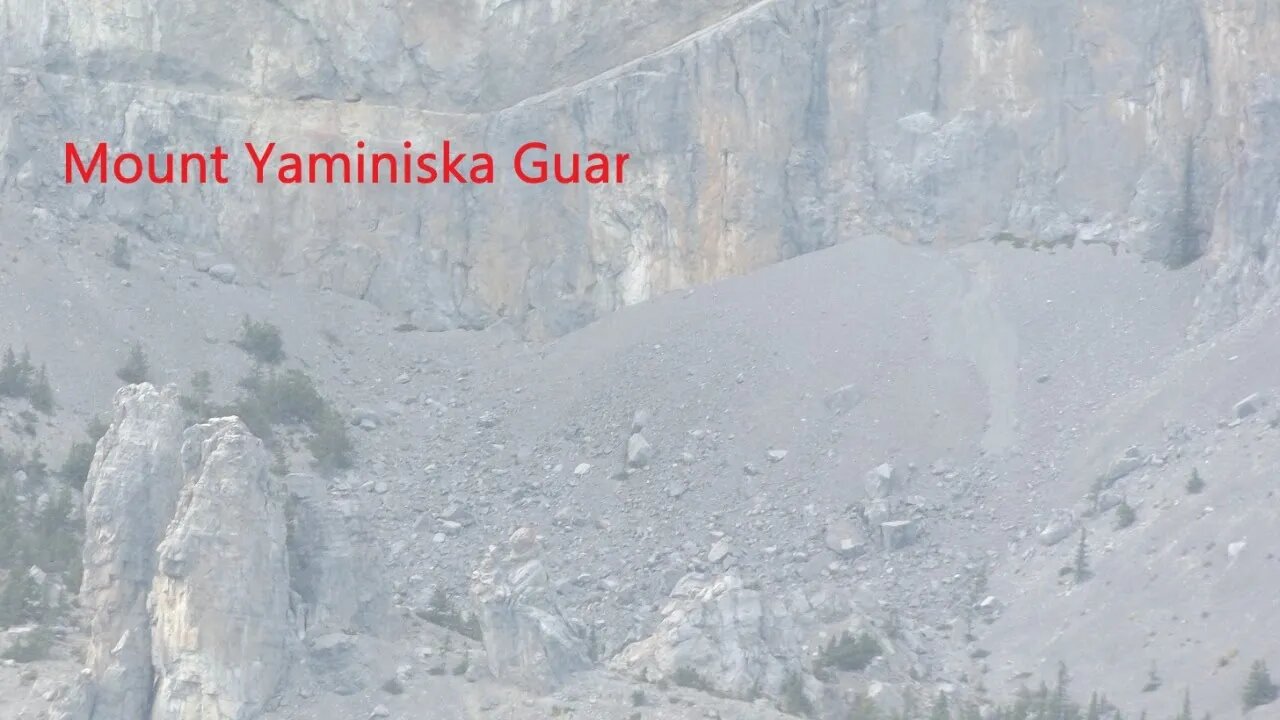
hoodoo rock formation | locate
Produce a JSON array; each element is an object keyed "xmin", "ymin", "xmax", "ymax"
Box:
[{"xmin": 56, "ymin": 385, "xmax": 379, "ymax": 720}]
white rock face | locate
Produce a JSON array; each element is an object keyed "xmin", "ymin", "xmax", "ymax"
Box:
[
  {"xmin": 470, "ymin": 528, "xmax": 591, "ymax": 692},
  {"xmin": 148, "ymin": 418, "xmax": 292, "ymax": 720},
  {"xmin": 612, "ymin": 573, "xmax": 812, "ymax": 703},
  {"xmin": 78, "ymin": 384, "xmax": 188, "ymax": 720},
  {"xmin": 61, "ymin": 390, "xmax": 370, "ymax": 720}
]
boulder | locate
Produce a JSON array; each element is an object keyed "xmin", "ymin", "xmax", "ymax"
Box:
[
  {"xmin": 611, "ymin": 573, "xmax": 814, "ymax": 704},
  {"xmin": 470, "ymin": 528, "xmax": 591, "ymax": 692},
  {"xmin": 880, "ymin": 520, "xmax": 919, "ymax": 550},
  {"xmin": 626, "ymin": 433, "xmax": 653, "ymax": 468},
  {"xmin": 1234, "ymin": 392, "xmax": 1266, "ymax": 419},
  {"xmin": 865, "ymin": 463, "xmax": 900, "ymax": 499},
  {"xmin": 206, "ymin": 263, "xmax": 238, "ymax": 284},
  {"xmin": 824, "ymin": 519, "xmax": 868, "ymax": 558},
  {"xmin": 1038, "ymin": 510, "xmax": 1077, "ymax": 546}
]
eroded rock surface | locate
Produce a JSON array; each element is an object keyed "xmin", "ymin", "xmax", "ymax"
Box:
[
  {"xmin": 5, "ymin": 1, "xmax": 1280, "ymax": 335},
  {"xmin": 77, "ymin": 383, "xmax": 187, "ymax": 720},
  {"xmin": 58, "ymin": 388, "xmax": 378, "ymax": 720},
  {"xmin": 470, "ymin": 527, "xmax": 591, "ymax": 692},
  {"xmin": 148, "ymin": 418, "xmax": 291, "ymax": 720},
  {"xmin": 612, "ymin": 573, "xmax": 814, "ymax": 703}
]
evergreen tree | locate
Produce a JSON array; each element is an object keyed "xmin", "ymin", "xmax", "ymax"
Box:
[
  {"xmin": 0, "ymin": 346, "xmax": 19, "ymax": 396},
  {"xmin": 1243, "ymin": 660, "xmax": 1279, "ymax": 711},
  {"xmin": 116, "ymin": 341, "xmax": 150, "ymax": 384},
  {"xmin": 1085, "ymin": 692, "xmax": 1100, "ymax": 720},
  {"xmin": 1187, "ymin": 468, "xmax": 1205, "ymax": 494},
  {"xmin": 930, "ymin": 692, "xmax": 951, "ymax": 720},
  {"xmin": 1176, "ymin": 690, "xmax": 1193, "ymax": 720},
  {"xmin": 1142, "ymin": 662, "xmax": 1162, "ymax": 692},
  {"xmin": 1073, "ymin": 529, "xmax": 1092, "ymax": 583},
  {"xmin": 1115, "ymin": 500, "xmax": 1136, "ymax": 530},
  {"xmin": 29, "ymin": 365, "xmax": 54, "ymax": 414}
]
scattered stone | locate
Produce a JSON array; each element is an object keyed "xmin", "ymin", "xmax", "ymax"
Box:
[
  {"xmin": 708, "ymin": 540, "xmax": 733, "ymax": 564},
  {"xmin": 351, "ymin": 408, "xmax": 382, "ymax": 428},
  {"xmin": 880, "ymin": 520, "xmax": 919, "ymax": 550},
  {"xmin": 1037, "ymin": 511, "xmax": 1077, "ymax": 546},
  {"xmin": 626, "ymin": 433, "xmax": 653, "ymax": 468},
  {"xmin": 1234, "ymin": 392, "xmax": 1266, "ymax": 419},
  {"xmin": 192, "ymin": 252, "xmax": 217, "ymax": 272},
  {"xmin": 206, "ymin": 263, "xmax": 238, "ymax": 284},
  {"xmin": 573, "ymin": 463, "xmax": 591, "ymax": 475},
  {"xmin": 439, "ymin": 504, "xmax": 475, "ymax": 526},
  {"xmin": 824, "ymin": 384, "xmax": 863, "ymax": 414},
  {"xmin": 865, "ymin": 463, "xmax": 900, "ymax": 499},
  {"xmin": 766, "ymin": 449, "xmax": 788, "ymax": 463},
  {"xmin": 370, "ymin": 705, "xmax": 391, "ymax": 719},
  {"xmin": 1099, "ymin": 454, "xmax": 1143, "ymax": 487},
  {"xmin": 824, "ymin": 519, "xmax": 868, "ymax": 558}
]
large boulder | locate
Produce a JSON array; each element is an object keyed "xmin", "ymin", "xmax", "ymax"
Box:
[
  {"xmin": 148, "ymin": 418, "xmax": 292, "ymax": 720},
  {"xmin": 612, "ymin": 573, "xmax": 814, "ymax": 704},
  {"xmin": 470, "ymin": 527, "xmax": 591, "ymax": 692}
]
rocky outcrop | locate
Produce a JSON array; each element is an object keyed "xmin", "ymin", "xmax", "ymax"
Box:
[
  {"xmin": 6, "ymin": 1, "xmax": 1280, "ymax": 335},
  {"xmin": 470, "ymin": 527, "xmax": 591, "ymax": 692},
  {"xmin": 284, "ymin": 473, "xmax": 383, "ymax": 634},
  {"xmin": 612, "ymin": 573, "xmax": 814, "ymax": 703},
  {"xmin": 60, "ymin": 386, "xmax": 378, "ymax": 720},
  {"xmin": 148, "ymin": 418, "xmax": 291, "ymax": 720},
  {"xmin": 77, "ymin": 384, "xmax": 187, "ymax": 720}
]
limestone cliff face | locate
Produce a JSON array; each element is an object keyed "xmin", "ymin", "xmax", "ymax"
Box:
[{"xmin": 4, "ymin": 1, "xmax": 1280, "ymax": 335}]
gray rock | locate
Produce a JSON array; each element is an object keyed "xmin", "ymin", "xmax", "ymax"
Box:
[
  {"xmin": 1234, "ymin": 392, "xmax": 1266, "ymax": 418},
  {"xmin": 1096, "ymin": 492, "xmax": 1124, "ymax": 513},
  {"xmin": 880, "ymin": 520, "xmax": 919, "ymax": 550},
  {"xmin": 470, "ymin": 528, "xmax": 591, "ymax": 692},
  {"xmin": 9, "ymin": 0, "xmax": 1280, "ymax": 338},
  {"xmin": 191, "ymin": 252, "xmax": 217, "ymax": 272},
  {"xmin": 206, "ymin": 263, "xmax": 237, "ymax": 284},
  {"xmin": 1038, "ymin": 511, "xmax": 1077, "ymax": 546},
  {"xmin": 707, "ymin": 539, "xmax": 733, "ymax": 564},
  {"xmin": 824, "ymin": 519, "xmax": 868, "ymax": 558},
  {"xmin": 439, "ymin": 503, "xmax": 475, "ymax": 526},
  {"xmin": 865, "ymin": 463, "xmax": 900, "ymax": 499},
  {"xmin": 626, "ymin": 432, "xmax": 652, "ymax": 468},
  {"xmin": 611, "ymin": 574, "xmax": 816, "ymax": 705},
  {"xmin": 286, "ymin": 474, "xmax": 384, "ymax": 635},
  {"xmin": 1099, "ymin": 455, "xmax": 1144, "ymax": 487}
]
